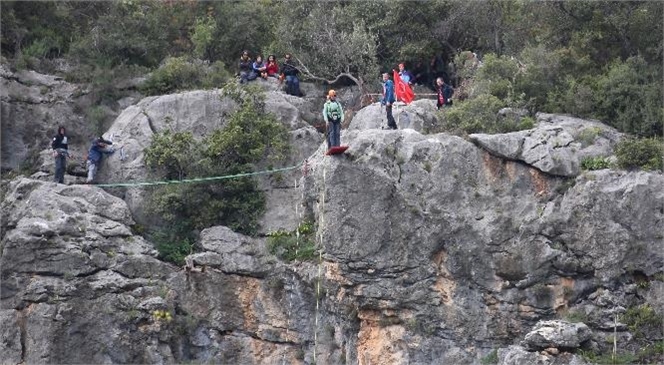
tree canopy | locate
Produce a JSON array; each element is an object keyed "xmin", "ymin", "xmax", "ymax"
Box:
[{"xmin": 2, "ymin": 0, "xmax": 661, "ymax": 137}]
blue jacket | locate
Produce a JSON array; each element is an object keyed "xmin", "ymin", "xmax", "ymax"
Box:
[
  {"xmin": 87, "ymin": 138, "xmax": 114, "ymax": 164},
  {"xmin": 381, "ymin": 80, "xmax": 395, "ymax": 104}
]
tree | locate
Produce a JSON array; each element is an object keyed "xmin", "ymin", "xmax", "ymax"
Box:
[{"xmin": 272, "ymin": 1, "xmax": 379, "ymax": 90}]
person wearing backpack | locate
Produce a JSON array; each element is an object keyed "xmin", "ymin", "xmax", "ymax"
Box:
[{"xmin": 323, "ymin": 90, "xmax": 344, "ymax": 149}]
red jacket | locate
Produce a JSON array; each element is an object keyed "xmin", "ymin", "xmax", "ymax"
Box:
[{"xmin": 266, "ymin": 61, "xmax": 279, "ymax": 76}]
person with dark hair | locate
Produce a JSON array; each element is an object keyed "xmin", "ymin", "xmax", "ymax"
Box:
[
  {"xmin": 239, "ymin": 50, "xmax": 253, "ymax": 84},
  {"xmin": 398, "ymin": 63, "xmax": 415, "ymax": 85},
  {"xmin": 281, "ymin": 53, "xmax": 302, "ymax": 96},
  {"xmin": 51, "ymin": 126, "xmax": 72, "ymax": 184},
  {"xmin": 253, "ymin": 55, "xmax": 268, "ymax": 79},
  {"xmin": 86, "ymin": 136, "xmax": 114, "ymax": 184},
  {"xmin": 380, "ymin": 73, "xmax": 397, "ymax": 130},
  {"xmin": 435, "ymin": 77, "xmax": 454, "ymax": 109},
  {"xmin": 265, "ymin": 55, "xmax": 279, "ymax": 78}
]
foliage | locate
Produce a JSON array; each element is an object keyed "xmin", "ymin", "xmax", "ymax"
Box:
[
  {"xmin": 435, "ymin": 94, "xmax": 532, "ymax": 136},
  {"xmin": 621, "ymin": 304, "xmax": 663, "ymax": 339},
  {"xmin": 271, "ymin": 1, "xmax": 379, "ymax": 87},
  {"xmin": 144, "ymin": 130, "xmax": 199, "ymax": 180},
  {"xmin": 615, "ymin": 138, "xmax": 663, "ymax": 172},
  {"xmin": 140, "ymin": 57, "xmax": 231, "ymax": 96},
  {"xmin": 581, "ymin": 156, "xmax": 611, "ymax": 171},
  {"xmin": 149, "ymin": 224, "xmax": 194, "ymax": 267},
  {"xmin": 267, "ymin": 220, "xmax": 317, "ymax": 262},
  {"xmin": 480, "ymin": 349, "xmax": 498, "ymax": 365}
]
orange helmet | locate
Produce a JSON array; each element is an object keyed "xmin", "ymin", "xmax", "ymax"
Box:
[{"xmin": 328, "ymin": 89, "xmax": 337, "ymax": 97}]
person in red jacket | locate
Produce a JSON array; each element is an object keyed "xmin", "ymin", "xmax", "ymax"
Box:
[{"xmin": 265, "ymin": 54, "xmax": 279, "ymax": 78}]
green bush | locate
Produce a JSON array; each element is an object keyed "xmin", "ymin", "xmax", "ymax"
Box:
[
  {"xmin": 592, "ymin": 56, "xmax": 663, "ymax": 138},
  {"xmin": 615, "ymin": 138, "xmax": 663, "ymax": 171},
  {"xmin": 437, "ymin": 94, "xmax": 532, "ymax": 135},
  {"xmin": 140, "ymin": 56, "xmax": 232, "ymax": 96},
  {"xmin": 621, "ymin": 304, "xmax": 663, "ymax": 339},
  {"xmin": 581, "ymin": 156, "xmax": 611, "ymax": 171},
  {"xmin": 267, "ymin": 221, "xmax": 317, "ymax": 262}
]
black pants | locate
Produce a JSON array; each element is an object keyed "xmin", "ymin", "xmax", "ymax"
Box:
[{"xmin": 386, "ymin": 104, "xmax": 397, "ymax": 129}]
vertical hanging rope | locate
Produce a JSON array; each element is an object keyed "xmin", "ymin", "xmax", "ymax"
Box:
[
  {"xmin": 282, "ymin": 176, "xmax": 301, "ymax": 365},
  {"xmin": 313, "ymin": 157, "xmax": 327, "ymax": 364}
]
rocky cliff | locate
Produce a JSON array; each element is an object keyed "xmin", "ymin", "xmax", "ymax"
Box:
[{"xmin": 1, "ymin": 71, "xmax": 662, "ymax": 365}]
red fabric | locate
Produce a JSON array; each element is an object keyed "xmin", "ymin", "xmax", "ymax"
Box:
[
  {"xmin": 266, "ymin": 62, "xmax": 279, "ymax": 76},
  {"xmin": 393, "ymin": 70, "xmax": 414, "ymax": 104}
]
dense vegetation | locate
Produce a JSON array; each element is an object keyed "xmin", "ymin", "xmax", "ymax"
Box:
[{"xmin": 2, "ymin": 1, "xmax": 661, "ymax": 138}]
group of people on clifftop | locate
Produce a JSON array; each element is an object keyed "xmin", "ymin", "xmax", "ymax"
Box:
[
  {"xmin": 50, "ymin": 55, "xmax": 458, "ymax": 184},
  {"xmin": 238, "ymin": 51, "xmax": 302, "ymax": 97}
]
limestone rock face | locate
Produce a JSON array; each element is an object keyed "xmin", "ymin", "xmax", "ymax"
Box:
[
  {"xmin": 2, "ymin": 84, "xmax": 662, "ymax": 365},
  {"xmin": 348, "ymin": 99, "xmax": 440, "ymax": 132},
  {"xmin": 301, "ymin": 128, "xmax": 662, "ymax": 364},
  {"xmin": 469, "ymin": 113, "xmax": 622, "ymax": 176},
  {"xmin": 0, "ymin": 178, "xmax": 317, "ymax": 364},
  {"xmin": 97, "ymin": 88, "xmax": 323, "ymax": 229},
  {"xmin": 522, "ymin": 320, "xmax": 592, "ymax": 350},
  {"xmin": 1, "ymin": 67, "xmax": 87, "ymax": 172}
]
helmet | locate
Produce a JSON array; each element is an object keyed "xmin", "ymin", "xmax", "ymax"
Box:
[{"xmin": 328, "ymin": 90, "xmax": 337, "ymax": 97}]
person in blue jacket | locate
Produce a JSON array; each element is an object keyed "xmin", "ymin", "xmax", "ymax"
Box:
[
  {"xmin": 86, "ymin": 136, "xmax": 114, "ymax": 183},
  {"xmin": 381, "ymin": 73, "xmax": 397, "ymax": 130}
]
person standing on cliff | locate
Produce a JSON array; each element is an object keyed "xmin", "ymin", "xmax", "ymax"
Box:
[
  {"xmin": 380, "ymin": 73, "xmax": 397, "ymax": 130},
  {"xmin": 323, "ymin": 90, "xmax": 344, "ymax": 149},
  {"xmin": 51, "ymin": 126, "xmax": 73, "ymax": 184}
]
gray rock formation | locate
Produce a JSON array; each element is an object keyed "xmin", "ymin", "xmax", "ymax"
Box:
[
  {"xmin": 469, "ymin": 113, "xmax": 622, "ymax": 177},
  {"xmin": 97, "ymin": 87, "xmax": 323, "ymax": 231},
  {"xmin": 522, "ymin": 320, "xmax": 592, "ymax": 350},
  {"xmin": 498, "ymin": 345, "xmax": 588, "ymax": 365},
  {"xmin": 0, "ymin": 178, "xmax": 318, "ymax": 364},
  {"xmin": 348, "ymin": 99, "xmax": 440, "ymax": 132},
  {"xmin": 2, "ymin": 81, "xmax": 662, "ymax": 365}
]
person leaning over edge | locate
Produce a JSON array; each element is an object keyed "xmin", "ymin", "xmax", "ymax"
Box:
[
  {"xmin": 51, "ymin": 125, "xmax": 73, "ymax": 184},
  {"xmin": 323, "ymin": 90, "xmax": 344, "ymax": 149},
  {"xmin": 85, "ymin": 136, "xmax": 114, "ymax": 184},
  {"xmin": 381, "ymin": 73, "xmax": 397, "ymax": 130}
]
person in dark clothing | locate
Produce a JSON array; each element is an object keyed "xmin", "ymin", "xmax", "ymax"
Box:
[
  {"xmin": 435, "ymin": 77, "xmax": 454, "ymax": 109},
  {"xmin": 239, "ymin": 50, "xmax": 254, "ymax": 84},
  {"xmin": 381, "ymin": 73, "xmax": 397, "ymax": 130},
  {"xmin": 51, "ymin": 126, "xmax": 72, "ymax": 184},
  {"xmin": 86, "ymin": 136, "xmax": 114, "ymax": 184},
  {"xmin": 412, "ymin": 61, "xmax": 427, "ymax": 86},
  {"xmin": 281, "ymin": 53, "xmax": 302, "ymax": 96}
]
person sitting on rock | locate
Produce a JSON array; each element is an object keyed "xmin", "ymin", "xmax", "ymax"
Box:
[
  {"xmin": 323, "ymin": 90, "xmax": 344, "ymax": 149},
  {"xmin": 239, "ymin": 50, "xmax": 254, "ymax": 84},
  {"xmin": 265, "ymin": 55, "xmax": 279, "ymax": 78},
  {"xmin": 281, "ymin": 53, "xmax": 302, "ymax": 96},
  {"xmin": 86, "ymin": 136, "xmax": 114, "ymax": 184},
  {"xmin": 435, "ymin": 77, "xmax": 454, "ymax": 109},
  {"xmin": 51, "ymin": 125, "xmax": 73, "ymax": 184},
  {"xmin": 380, "ymin": 73, "xmax": 397, "ymax": 130},
  {"xmin": 253, "ymin": 55, "xmax": 268, "ymax": 79}
]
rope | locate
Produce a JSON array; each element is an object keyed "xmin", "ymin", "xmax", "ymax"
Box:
[
  {"xmin": 282, "ymin": 176, "xmax": 301, "ymax": 365},
  {"xmin": 94, "ymin": 162, "xmax": 302, "ymax": 188},
  {"xmin": 313, "ymin": 156, "xmax": 327, "ymax": 364}
]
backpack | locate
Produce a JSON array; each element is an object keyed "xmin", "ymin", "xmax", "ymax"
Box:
[{"xmin": 327, "ymin": 101, "xmax": 341, "ymax": 122}]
